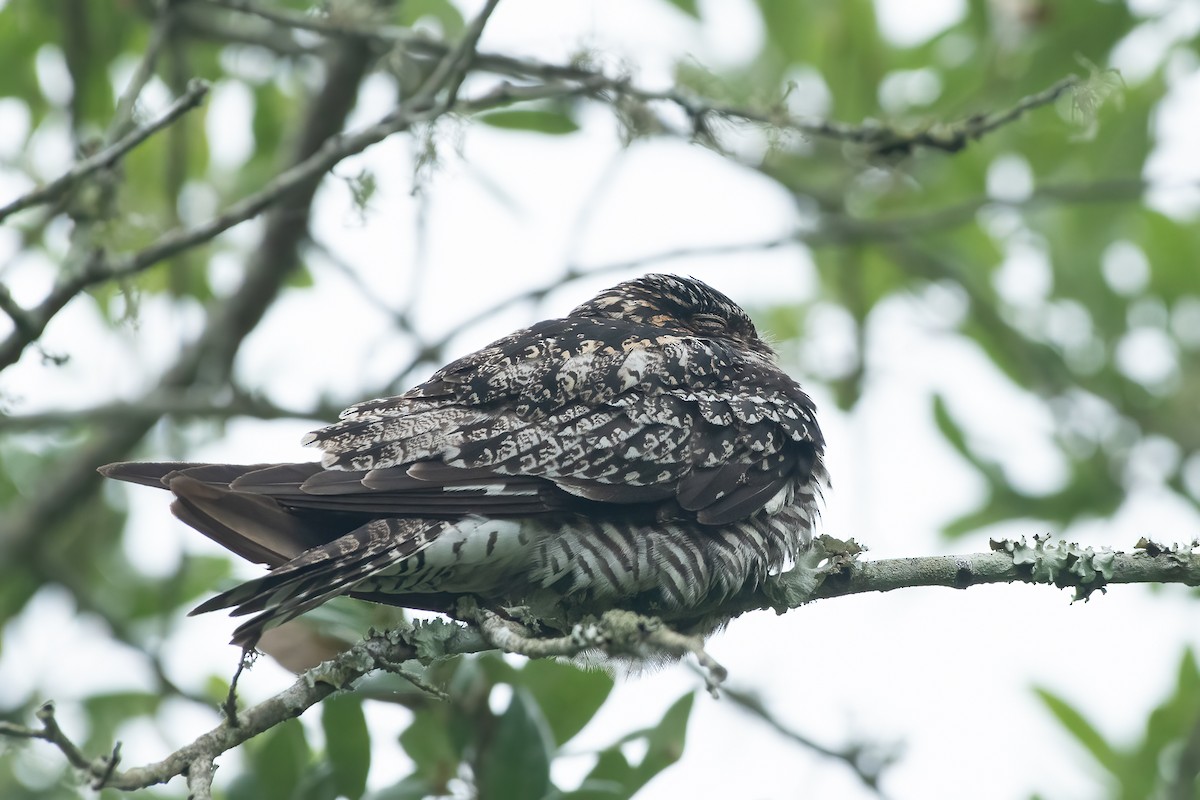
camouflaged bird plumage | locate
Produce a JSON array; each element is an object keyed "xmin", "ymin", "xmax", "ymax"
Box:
[{"xmin": 100, "ymin": 274, "xmax": 826, "ymax": 646}]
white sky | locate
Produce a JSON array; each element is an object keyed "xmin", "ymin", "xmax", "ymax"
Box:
[{"xmin": 3, "ymin": 1, "xmax": 1200, "ymax": 799}]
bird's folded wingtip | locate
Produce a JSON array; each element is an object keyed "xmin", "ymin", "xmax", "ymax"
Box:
[{"xmin": 97, "ymin": 461, "xmax": 190, "ymax": 488}]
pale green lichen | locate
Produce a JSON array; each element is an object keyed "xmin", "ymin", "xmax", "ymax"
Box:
[
  {"xmin": 1135, "ymin": 537, "xmax": 1200, "ymax": 566},
  {"xmin": 596, "ymin": 609, "xmax": 657, "ymax": 652},
  {"xmin": 990, "ymin": 534, "xmax": 1116, "ymax": 600},
  {"xmin": 408, "ymin": 617, "xmax": 471, "ymax": 662},
  {"xmin": 765, "ymin": 534, "xmax": 864, "ymax": 611}
]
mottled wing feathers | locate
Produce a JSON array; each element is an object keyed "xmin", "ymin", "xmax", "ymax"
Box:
[{"xmin": 305, "ymin": 315, "xmax": 821, "ymax": 523}]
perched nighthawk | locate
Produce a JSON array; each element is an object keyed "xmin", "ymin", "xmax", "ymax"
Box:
[{"xmin": 101, "ymin": 274, "xmax": 826, "ymax": 647}]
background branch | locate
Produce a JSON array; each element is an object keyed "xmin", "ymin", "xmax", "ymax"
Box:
[{"xmin": 0, "ymin": 79, "xmax": 210, "ymax": 224}]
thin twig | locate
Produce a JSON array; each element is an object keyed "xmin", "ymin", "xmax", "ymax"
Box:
[
  {"xmin": 177, "ymin": 4, "xmax": 319, "ymax": 56},
  {"xmin": 0, "ymin": 392, "xmax": 342, "ymax": 430},
  {"xmin": 199, "ymin": 0, "xmax": 401, "ymax": 40},
  {"xmin": 184, "ymin": 755, "xmax": 216, "ymax": 800},
  {"xmin": 0, "ymin": 624, "xmax": 490, "ymax": 791},
  {"xmin": 0, "ymin": 69, "xmax": 584, "ymax": 376},
  {"xmin": 197, "ymin": 0, "xmax": 1076, "ymax": 154},
  {"xmin": 107, "ymin": 0, "xmax": 176, "ymax": 144},
  {"xmin": 411, "ymin": 0, "xmax": 502, "ymax": 106},
  {"xmin": 0, "ymin": 31, "xmax": 378, "ymax": 565},
  {"xmin": 0, "ymin": 79, "xmax": 210, "ymax": 223},
  {"xmin": 721, "ymin": 683, "xmax": 897, "ymax": 797},
  {"xmin": 0, "ymin": 702, "xmax": 93, "ymax": 772}
]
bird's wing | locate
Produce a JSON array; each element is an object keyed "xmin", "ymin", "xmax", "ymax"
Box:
[{"xmin": 305, "ymin": 317, "xmax": 822, "ymax": 524}]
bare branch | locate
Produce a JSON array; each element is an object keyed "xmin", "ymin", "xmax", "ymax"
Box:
[
  {"xmin": 861, "ymin": 75, "xmax": 1081, "ymax": 156},
  {"xmin": 471, "ymin": 604, "xmax": 726, "ymax": 691},
  {"xmin": 0, "ymin": 623, "xmax": 489, "ymax": 792},
  {"xmin": 0, "ymin": 24, "xmax": 557, "ymax": 375},
  {"xmin": 0, "ymin": 703, "xmax": 94, "ymax": 773},
  {"xmin": 198, "ymin": 0, "xmax": 398, "ymax": 39},
  {"xmin": 410, "ymin": 0, "xmax": 502, "ymax": 106},
  {"xmin": 192, "ymin": 0, "xmax": 1079, "ymax": 155},
  {"xmin": 0, "ymin": 34, "xmax": 377, "ymax": 563},
  {"xmin": 176, "ymin": 4, "xmax": 319, "ymax": 56},
  {"xmin": 0, "ymin": 79, "xmax": 210, "ymax": 224},
  {"xmin": 0, "ymin": 392, "xmax": 342, "ymax": 431},
  {"xmin": 107, "ymin": 0, "xmax": 177, "ymax": 144}
]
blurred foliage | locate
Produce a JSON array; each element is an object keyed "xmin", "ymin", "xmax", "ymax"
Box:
[
  {"xmin": 2, "ymin": 0, "xmax": 1200, "ymax": 798},
  {"xmin": 1035, "ymin": 649, "xmax": 1200, "ymax": 800},
  {"xmin": 217, "ymin": 651, "xmax": 688, "ymax": 800}
]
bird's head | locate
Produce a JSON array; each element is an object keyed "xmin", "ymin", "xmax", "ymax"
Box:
[{"xmin": 570, "ymin": 274, "xmax": 774, "ymax": 356}]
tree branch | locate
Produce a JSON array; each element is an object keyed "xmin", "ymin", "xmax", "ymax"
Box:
[
  {"xmin": 184, "ymin": 755, "xmax": 216, "ymax": 800},
  {"xmin": 194, "ymin": 0, "xmax": 1078, "ymax": 155},
  {"xmin": 4, "ymin": 536, "xmax": 1196, "ymax": 794},
  {"xmin": 0, "ymin": 17, "xmax": 573, "ymax": 376},
  {"xmin": 0, "ymin": 79, "xmax": 210, "ymax": 224},
  {"xmin": 106, "ymin": 0, "xmax": 178, "ymax": 145},
  {"xmin": 0, "ymin": 30, "xmax": 378, "ymax": 561},
  {"xmin": 0, "ymin": 391, "xmax": 343, "ymax": 430},
  {"xmin": 780, "ymin": 535, "xmax": 1200, "ymax": 610}
]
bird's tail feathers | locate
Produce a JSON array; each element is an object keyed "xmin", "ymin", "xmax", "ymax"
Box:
[
  {"xmin": 167, "ymin": 474, "xmax": 334, "ymax": 567},
  {"xmin": 191, "ymin": 517, "xmax": 444, "ymax": 648}
]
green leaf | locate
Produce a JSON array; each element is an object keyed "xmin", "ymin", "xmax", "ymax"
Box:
[
  {"xmin": 633, "ymin": 692, "xmax": 694, "ymax": 785},
  {"xmin": 477, "ymin": 688, "xmax": 555, "ymax": 800},
  {"xmin": 1034, "ymin": 687, "xmax": 1123, "ymax": 778},
  {"xmin": 568, "ymin": 692, "xmax": 695, "ymax": 800},
  {"xmin": 399, "ymin": 707, "xmax": 460, "ymax": 788},
  {"xmin": 1138, "ymin": 648, "xmax": 1200, "ymax": 778},
  {"xmin": 226, "ymin": 772, "xmax": 265, "ymax": 800},
  {"xmin": 565, "ymin": 749, "xmax": 634, "ymax": 800},
  {"xmin": 515, "ymin": 659, "xmax": 614, "ymax": 747},
  {"xmin": 296, "ymin": 762, "xmax": 340, "ymax": 800},
  {"xmin": 396, "ymin": 0, "xmax": 465, "ymax": 35},
  {"xmin": 661, "ymin": 0, "xmax": 701, "ymax": 17},
  {"xmin": 365, "ymin": 774, "xmax": 438, "ymax": 800},
  {"xmin": 322, "ymin": 694, "xmax": 371, "ymax": 800},
  {"xmin": 931, "ymin": 394, "xmax": 971, "ymax": 461},
  {"xmin": 477, "ymin": 109, "xmax": 580, "ymax": 135},
  {"xmin": 252, "ymin": 719, "xmax": 312, "ymax": 800}
]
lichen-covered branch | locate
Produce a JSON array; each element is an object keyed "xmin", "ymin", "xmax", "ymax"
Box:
[
  {"xmin": 3, "ymin": 535, "xmax": 1196, "ymax": 794},
  {"xmin": 766, "ymin": 535, "xmax": 1200, "ymax": 612}
]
